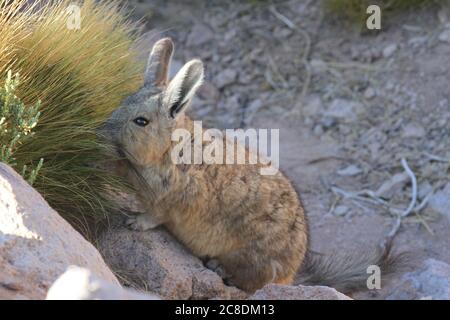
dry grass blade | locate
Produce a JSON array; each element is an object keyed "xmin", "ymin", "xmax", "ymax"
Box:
[{"xmin": 0, "ymin": 0, "xmax": 144, "ymax": 239}]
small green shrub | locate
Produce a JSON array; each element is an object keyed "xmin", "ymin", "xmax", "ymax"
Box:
[{"xmin": 0, "ymin": 70, "xmax": 42, "ymax": 185}]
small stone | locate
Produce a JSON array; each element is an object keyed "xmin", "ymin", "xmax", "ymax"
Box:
[
  {"xmin": 319, "ymin": 116, "xmax": 336, "ymax": 128},
  {"xmin": 439, "ymin": 29, "xmax": 450, "ymax": 43},
  {"xmin": 225, "ymin": 94, "xmax": 241, "ymax": 113},
  {"xmin": 215, "ymin": 68, "xmax": 237, "ymax": 89},
  {"xmin": 310, "ymin": 59, "xmax": 327, "ymax": 73},
  {"xmin": 375, "ymin": 172, "xmax": 410, "ymax": 199},
  {"xmin": 402, "ymin": 123, "xmax": 426, "ymax": 138},
  {"xmin": 439, "ymin": 99, "xmax": 449, "ymax": 108},
  {"xmin": 249, "ymin": 284, "xmax": 351, "ymax": 300},
  {"xmin": 363, "ymin": 87, "xmax": 376, "ymax": 100},
  {"xmin": 313, "ymin": 124, "xmax": 324, "ymax": 136},
  {"xmin": 334, "ymin": 205, "xmax": 349, "ymax": 216},
  {"xmin": 408, "ymin": 36, "xmax": 427, "ymax": 48},
  {"xmin": 429, "ymin": 183, "xmax": 450, "ymax": 221},
  {"xmin": 46, "ymin": 267, "xmax": 161, "ymax": 300},
  {"xmin": 418, "ymin": 181, "xmax": 433, "ymax": 200},
  {"xmin": 382, "ymin": 44, "xmax": 398, "ymax": 58},
  {"xmin": 337, "ymin": 165, "xmax": 363, "ymax": 177},
  {"xmin": 247, "ymin": 99, "xmax": 263, "ymax": 112},
  {"xmin": 303, "ymin": 95, "xmax": 323, "ymax": 117},
  {"xmin": 274, "ymin": 26, "xmax": 293, "ymax": 38},
  {"xmin": 326, "ymin": 99, "xmax": 362, "ymax": 121},
  {"xmin": 197, "ymin": 82, "xmax": 220, "ymax": 102},
  {"xmin": 186, "ymin": 24, "xmax": 214, "ymax": 47}
]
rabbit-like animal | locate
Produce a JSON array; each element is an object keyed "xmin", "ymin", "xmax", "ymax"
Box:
[{"xmin": 102, "ymin": 38, "xmax": 405, "ymax": 293}]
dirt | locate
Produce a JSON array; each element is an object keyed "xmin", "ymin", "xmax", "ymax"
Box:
[{"xmin": 123, "ymin": 0, "xmax": 450, "ymax": 299}]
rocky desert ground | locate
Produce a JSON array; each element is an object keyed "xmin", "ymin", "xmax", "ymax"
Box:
[{"xmin": 1, "ymin": 0, "xmax": 450, "ymax": 300}]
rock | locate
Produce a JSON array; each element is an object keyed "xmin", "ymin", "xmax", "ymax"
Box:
[
  {"xmin": 0, "ymin": 163, "xmax": 118, "ymax": 300},
  {"xmin": 215, "ymin": 68, "xmax": 237, "ymax": 89},
  {"xmin": 310, "ymin": 59, "xmax": 327, "ymax": 73},
  {"xmin": 249, "ymin": 284, "xmax": 351, "ymax": 300},
  {"xmin": 247, "ymin": 99, "xmax": 263, "ymax": 113},
  {"xmin": 313, "ymin": 124, "xmax": 324, "ymax": 136},
  {"xmin": 438, "ymin": 29, "xmax": 450, "ymax": 43},
  {"xmin": 402, "ymin": 123, "xmax": 426, "ymax": 138},
  {"xmin": 382, "ymin": 44, "xmax": 398, "ymax": 58},
  {"xmin": 429, "ymin": 182, "xmax": 450, "ymax": 221},
  {"xmin": 98, "ymin": 223, "xmax": 247, "ymax": 300},
  {"xmin": 46, "ymin": 267, "xmax": 160, "ymax": 300},
  {"xmin": 417, "ymin": 181, "xmax": 433, "ymax": 200},
  {"xmin": 375, "ymin": 172, "xmax": 410, "ymax": 199},
  {"xmin": 337, "ymin": 165, "xmax": 363, "ymax": 177},
  {"xmin": 325, "ymin": 99, "xmax": 362, "ymax": 122},
  {"xmin": 363, "ymin": 87, "xmax": 376, "ymax": 100},
  {"xmin": 197, "ymin": 82, "xmax": 220, "ymax": 102},
  {"xmin": 408, "ymin": 36, "xmax": 427, "ymax": 48},
  {"xmin": 387, "ymin": 259, "xmax": 450, "ymax": 300},
  {"xmin": 303, "ymin": 95, "xmax": 323, "ymax": 117},
  {"xmin": 319, "ymin": 116, "xmax": 337, "ymax": 129},
  {"xmin": 334, "ymin": 205, "xmax": 349, "ymax": 217},
  {"xmin": 186, "ymin": 23, "xmax": 214, "ymax": 47}
]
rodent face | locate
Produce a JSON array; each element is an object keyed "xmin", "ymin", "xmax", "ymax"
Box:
[
  {"xmin": 101, "ymin": 38, "xmax": 204, "ymax": 169},
  {"xmin": 104, "ymin": 94, "xmax": 174, "ymax": 167}
]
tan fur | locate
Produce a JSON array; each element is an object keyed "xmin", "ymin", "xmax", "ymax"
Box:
[
  {"xmin": 101, "ymin": 38, "xmax": 406, "ymax": 293},
  {"xmin": 101, "ymin": 38, "xmax": 308, "ymax": 292}
]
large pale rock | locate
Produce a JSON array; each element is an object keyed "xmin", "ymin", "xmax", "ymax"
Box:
[
  {"xmin": 0, "ymin": 163, "xmax": 118, "ymax": 299},
  {"xmin": 98, "ymin": 222, "xmax": 246, "ymax": 300},
  {"xmin": 249, "ymin": 284, "xmax": 352, "ymax": 300},
  {"xmin": 46, "ymin": 267, "xmax": 160, "ymax": 300},
  {"xmin": 387, "ymin": 259, "xmax": 450, "ymax": 300}
]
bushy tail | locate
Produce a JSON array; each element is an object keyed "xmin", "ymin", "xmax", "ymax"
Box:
[{"xmin": 296, "ymin": 240, "xmax": 410, "ymax": 293}]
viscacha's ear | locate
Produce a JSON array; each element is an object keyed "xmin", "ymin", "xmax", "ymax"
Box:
[
  {"xmin": 144, "ymin": 37, "xmax": 174, "ymax": 89},
  {"xmin": 164, "ymin": 59, "xmax": 204, "ymax": 119}
]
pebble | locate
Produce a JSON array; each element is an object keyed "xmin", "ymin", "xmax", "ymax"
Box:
[
  {"xmin": 186, "ymin": 24, "xmax": 214, "ymax": 47},
  {"xmin": 402, "ymin": 123, "xmax": 426, "ymax": 138},
  {"xmin": 337, "ymin": 165, "xmax": 363, "ymax": 177},
  {"xmin": 382, "ymin": 44, "xmax": 398, "ymax": 58},
  {"xmin": 438, "ymin": 29, "xmax": 450, "ymax": 43},
  {"xmin": 326, "ymin": 99, "xmax": 361, "ymax": 121},
  {"xmin": 334, "ymin": 205, "xmax": 349, "ymax": 216},
  {"xmin": 429, "ymin": 183, "xmax": 450, "ymax": 221},
  {"xmin": 215, "ymin": 68, "xmax": 237, "ymax": 89},
  {"xmin": 197, "ymin": 82, "xmax": 220, "ymax": 102},
  {"xmin": 363, "ymin": 87, "xmax": 376, "ymax": 100}
]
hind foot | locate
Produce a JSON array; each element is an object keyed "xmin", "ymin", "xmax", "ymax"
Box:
[{"xmin": 205, "ymin": 259, "xmax": 236, "ymax": 286}]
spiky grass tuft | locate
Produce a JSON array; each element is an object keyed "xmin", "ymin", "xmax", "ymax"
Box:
[{"xmin": 0, "ymin": 0, "xmax": 144, "ymax": 238}]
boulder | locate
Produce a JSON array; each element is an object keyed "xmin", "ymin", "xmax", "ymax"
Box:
[
  {"xmin": 46, "ymin": 266, "xmax": 160, "ymax": 300},
  {"xmin": 98, "ymin": 221, "xmax": 247, "ymax": 300},
  {"xmin": 249, "ymin": 284, "xmax": 352, "ymax": 300},
  {"xmin": 0, "ymin": 163, "xmax": 118, "ymax": 299},
  {"xmin": 387, "ymin": 259, "xmax": 450, "ymax": 300}
]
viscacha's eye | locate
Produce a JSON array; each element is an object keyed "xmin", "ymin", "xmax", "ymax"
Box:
[{"xmin": 133, "ymin": 117, "xmax": 149, "ymax": 127}]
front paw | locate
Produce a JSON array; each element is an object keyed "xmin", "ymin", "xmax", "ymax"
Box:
[{"xmin": 125, "ymin": 214, "xmax": 161, "ymax": 231}]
